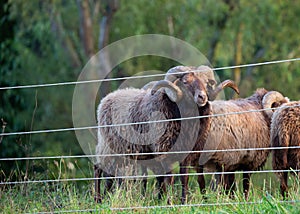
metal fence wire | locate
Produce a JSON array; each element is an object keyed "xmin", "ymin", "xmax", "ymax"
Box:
[{"xmin": 1, "ymin": 58, "xmax": 300, "ymax": 212}]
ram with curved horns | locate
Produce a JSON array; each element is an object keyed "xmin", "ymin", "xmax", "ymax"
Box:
[{"xmin": 94, "ymin": 65, "xmax": 239, "ymax": 203}]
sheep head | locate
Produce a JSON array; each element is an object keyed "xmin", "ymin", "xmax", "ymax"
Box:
[
  {"xmin": 159, "ymin": 65, "xmax": 239, "ymax": 101},
  {"xmin": 262, "ymin": 91, "xmax": 289, "ymax": 119},
  {"xmin": 151, "ymin": 71, "xmax": 209, "ymax": 107},
  {"xmin": 193, "ymin": 66, "xmax": 240, "ymax": 100},
  {"xmin": 150, "ymin": 66, "xmax": 239, "ymax": 106}
]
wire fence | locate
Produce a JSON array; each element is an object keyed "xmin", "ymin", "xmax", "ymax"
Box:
[
  {"xmin": 0, "ymin": 145, "xmax": 300, "ymax": 162},
  {"xmin": 1, "ymin": 58, "xmax": 300, "ymax": 212},
  {"xmin": 0, "ymin": 104, "xmax": 298, "ymax": 137},
  {"xmin": 0, "ymin": 57, "xmax": 299, "ymax": 91},
  {"xmin": 1, "ymin": 169, "xmax": 300, "ymax": 186}
]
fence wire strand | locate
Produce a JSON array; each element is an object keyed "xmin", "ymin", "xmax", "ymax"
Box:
[
  {"xmin": 0, "ymin": 57, "xmax": 299, "ymax": 91},
  {"xmin": 0, "ymin": 104, "xmax": 298, "ymax": 137},
  {"xmin": 1, "ymin": 169, "xmax": 300, "ymax": 186},
  {"xmin": 0, "ymin": 145, "xmax": 300, "ymax": 161}
]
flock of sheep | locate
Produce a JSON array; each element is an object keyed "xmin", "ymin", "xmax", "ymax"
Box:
[{"xmin": 94, "ymin": 65, "xmax": 300, "ymax": 203}]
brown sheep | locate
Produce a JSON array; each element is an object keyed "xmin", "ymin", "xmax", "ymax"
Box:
[
  {"xmin": 195, "ymin": 89, "xmax": 288, "ymax": 200},
  {"xmin": 271, "ymin": 101, "xmax": 300, "ymax": 198}
]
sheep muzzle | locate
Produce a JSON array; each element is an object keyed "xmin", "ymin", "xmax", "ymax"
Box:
[{"xmin": 194, "ymin": 89, "xmax": 208, "ymax": 106}]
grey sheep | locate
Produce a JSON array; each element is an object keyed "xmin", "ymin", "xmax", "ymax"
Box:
[
  {"xmin": 196, "ymin": 88, "xmax": 288, "ymax": 200},
  {"xmin": 94, "ymin": 65, "xmax": 238, "ymax": 203},
  {"xmin": 271, "ymin": 100, "xmax": 300, "ymax": 198}
]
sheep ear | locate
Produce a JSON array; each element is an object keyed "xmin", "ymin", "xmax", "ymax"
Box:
[{"xmin": 208, "ymin": 79, "xmax": 216, "ymax": 86}]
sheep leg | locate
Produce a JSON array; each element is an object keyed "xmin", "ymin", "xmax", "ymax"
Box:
[
  {"xmin": 195, "ymin": 165, "xmax": 207, "ymax": 201},
  {"xmin": 180, "ymin": 164, "xmax": 189, "ymax": 204},
  {"xmin": 156, "ymin": 175, "xmax": 166, "ymax": 200},
  {"xmin": 223, "ymin": 174, "xmax": 229, "ymax": 195},
  {"xmin": 155, "ymin": 171, "xmax": 173, "ymax": 201},
  {"xmin": 229, "ymin": 174, "xmax": 236, "ymax": 199},
  {"xmin": 94, "ymin": 165, "xmax": 102, "ymax": 203},
  {"xmin": 168, "ymin": 171, "xmax": 175, "ymax": 189},
  {"xmin": 103, "ymin": 171, "xmax": 114, "ymax": 196},
  {"xmin": 117, "ymin": 177, "xmax": 123, "ymax": 189},
  {"xmin": 280, "ymin": 171, "xmax": 288, "ymax": 199},
  {"xmin": 224, "ymin": 174, "xmax": 236, "ymax": 198},
  {"xmin": 195, "ymin": 165, "xmax": 206, "ymax": 194},
  {"xmin": 243, "ymin": 173, "xmax": 251, "ymax": 200},
  {"xmin": 210, "ymin": 173, "xmax": 222, "ymax": 193},
  {"xmin": 209, "ymin": 174, "xmax": 218, "ymax": 192},
  {"xmin": 162, "ymin": 171, "xmax": 174, "ymax": 204}
]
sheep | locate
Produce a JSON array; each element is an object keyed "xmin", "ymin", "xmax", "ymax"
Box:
[
  {"xmin": 194, "ymin": 88, "xmax": 289, "ymax": 200},
  {"xmin": 94, "ymin": 65, "xmax": 239, "ymax": 203},
  {"xmin": 141, "ymin": 69, "xmax": 241, "ymax": 204},
  {"xmin": 271, "ymin": 101, "xmax": 300, "ymax": 198}
]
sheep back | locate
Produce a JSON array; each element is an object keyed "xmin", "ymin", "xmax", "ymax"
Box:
[
  {"xmin": 201, "ymin": 89, "xmax": 272, "ymax": 172},
  {"xmin": 97, "ymin": 87, "xmax": 182, "ymax": 158}
]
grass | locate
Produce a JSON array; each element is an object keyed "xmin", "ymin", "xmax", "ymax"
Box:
[
  {"xmin": 0, "ymin": 157, "xmax": 299, "ymax": 213},
  {"xmin": 1, "ymin": 171, "xmax": 300, "ymax": 214}
]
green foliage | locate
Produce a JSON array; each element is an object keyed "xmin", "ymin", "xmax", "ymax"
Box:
[
  {"xmin": 0, "ymin": 0, "xmax": 82, "ymax": 180},
  {"xmin": 0, "ymin": 0, "xmax": 300, "ymax": 183}
]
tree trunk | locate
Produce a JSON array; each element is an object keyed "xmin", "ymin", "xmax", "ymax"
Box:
[
  {"xmin": 78, "ymin": 0, "xmax": 95, "ymax": 58},
  {"xmin": 234, "ymin": 23, "xmax": 244, "ymax": 88},
  {"xmin": 98, "ymin": 0, "xmax": 119, "ymax": 96}
]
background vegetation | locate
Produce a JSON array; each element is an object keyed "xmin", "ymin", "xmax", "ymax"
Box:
[{"xmin": 1, "ymin": 0, "xmax": 300, "ymax": 212}]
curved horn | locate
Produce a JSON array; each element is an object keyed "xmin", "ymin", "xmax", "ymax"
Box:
[
  {"xmin": 165, "ymin": 66, "xmax": 196, "ymax": 82},
  {"xmin": 142, "ymin": 81, "xmax": 158, "ymax": 90},
  {"xmin": 208, "ymin": 80, "xmax": 240, "ymax": 101},
  {"xmin": 151, "ymin": 80, "xmax": 183, "ymax": 102},
  {"xmin": 196, "ymin": 65, "xmax": 215, "ymax": 80},
  {"xmin": 262, "ymin": 91, "xmax": 287, "ymax": 119}
]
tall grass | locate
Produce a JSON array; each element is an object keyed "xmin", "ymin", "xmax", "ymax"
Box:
[{"xmin": 1, "ymin": 167, "xmax": 300, "ymax": 213}]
